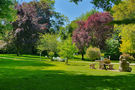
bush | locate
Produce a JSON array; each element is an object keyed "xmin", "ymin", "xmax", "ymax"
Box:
[
  {"xmin": 105, "ymin": 38, "xmax": 121, "ymax": 60},
  {"xmin": 48, "ymin": 51, "xmax": 54, "ymax": 61},
  {"xmin": 86, "ymin": 47, "xmax": 101, "ymax": 61},
  {"xmin": 119, "ymin": 54, "xmax": 134, "ymax": 63}
]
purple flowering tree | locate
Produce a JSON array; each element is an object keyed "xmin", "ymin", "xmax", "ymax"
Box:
[
  {"xmin": 72, "ymin": 21, "xmax": 91, "ymax": 60},
  {"xmin": 85, "ymin": 12, "xmax": 113, "ymax": 49}
]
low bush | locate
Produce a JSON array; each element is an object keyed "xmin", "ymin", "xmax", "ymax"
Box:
[
  {"xmin": 48, "ymin": 51, "xmax": 54, "ymax": 61},
  {"xmin": 86, "ymin": 47, "xmax": 101, "ymax": 61}
]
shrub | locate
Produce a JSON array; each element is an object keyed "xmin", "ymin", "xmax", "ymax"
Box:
[
  {"xmin": 86, "ymin": 47, "xmax": 101, "ymax": 61},
  {"xmin": 48, "ymin": 51, "xmax": 54, "ymax": 61},
  {"xmin": 119, "ymin": 54, "xmax": 134, "ymax": 63},
  {"xmin": 105, "ymin": 37, "xmax": 121, "ymax": 60}
]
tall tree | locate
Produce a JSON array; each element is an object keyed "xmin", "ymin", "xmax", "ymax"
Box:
[
  {"xmin": 72, "ymin": 21, "xmax": 91, "ymax": 60},
  {"xmin": 58, "ymin": 37, "xmax": 78, "ymax": 64},
  {"xmin": 120, "ymin": 25, "xmax": 135, "ymax": 54},
  {"xmin": 112, "ymin": 0, "xmax": 135, "ymax": 55},
  {"xmin": 37, "ymin": 33, "xmax": 58, "ymax": 60},
  {"xmin": 12, "ymin": 1, "xmax": 53, "ymax": 56}
]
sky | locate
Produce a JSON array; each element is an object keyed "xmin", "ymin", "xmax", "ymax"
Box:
[
  {"xmin": 20, "ymin": 0, "xmax": 102, "ymax": 22},
  {"xmin": 54, "ymin": 0, "xmax": 95, "ymax": 22}
]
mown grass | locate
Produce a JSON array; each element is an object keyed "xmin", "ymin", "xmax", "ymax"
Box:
[{"xmin": 0, "ymin": 54, "xmax": 135, "ymax": 90}]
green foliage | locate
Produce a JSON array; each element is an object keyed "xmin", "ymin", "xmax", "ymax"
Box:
[
  {"xmin": 112, "ymin": 0, "xmax": 135, "ymax": 54},
  {"xmin": 112, "ymin": 0, "xmax": 135, "ymax": 21},
  {"xmin": 86, "ymin": 47, "xmax": 101, "ymax": 61},
  {"xmin": 0, "ymin": 0, "xmax": 16, "ymax": 32},
  {"xmin": 0, "ymin": 0, "xmax": 16, "ymax": 21},
  {"xmin": 57, "ymin": 37, "xmax": 78, "ymax": 64},
  {"xmin": 37, "ymin": 34, "xmax": 58, "ymax": 54},
  {"xmin": 105, "ymin": 30, "xmax": 121, "ymax": 60},
  {"xmin": 59, "ymin": 26, "xmax": 69, "ymax": 40},
  {"xmin": 50, "ymin": 12, "xmax": 69, "ymax": 33},
  {"xmin": 48, "ymin": 51, "xmax": 54, "ymax": 60},
  {"xmin": 120, "ymin": 54, "xmax": 134, "ymax": 63},
  {"xmin": 119, "ymin": 25, "xmax": 135, "ymax": 54}
]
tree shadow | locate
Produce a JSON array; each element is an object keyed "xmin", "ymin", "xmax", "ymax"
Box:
[
  {"xmin": 0, "ymin": 58, "xmax": 54, "ymax": 67},
  {"xmin": 0, "ymin": 68, "xmax": 135, "ymax": 90}
]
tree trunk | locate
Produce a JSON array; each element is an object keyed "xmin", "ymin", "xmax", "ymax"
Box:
[
  {"xmin": 16, "ymin": 47, "xmax": 20, "ymax": 56},
  {"xmin": 40, "ymin": 52, "xmax": 42, "ymax": 61},
  {"xmin": 82, "ymin": 53, "xmax": 84, "ymax": 60},
  {"xmin": 65, "ymin": 59, "xmax": 68, "ymax": 65}
]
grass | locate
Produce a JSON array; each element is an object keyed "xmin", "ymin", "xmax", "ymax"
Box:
[{"xmin": 0, "ymin": 54, "xmax": 135, "ymax": 90}]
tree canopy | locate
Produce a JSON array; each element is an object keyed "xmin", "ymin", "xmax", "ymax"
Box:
[
  {"xmin": 112, "ymin": 0, "xmax": 135, "ymax": 54},
  {"xmin": 0, "ymin": 0, "xmax": 16, "ymax": 32}
]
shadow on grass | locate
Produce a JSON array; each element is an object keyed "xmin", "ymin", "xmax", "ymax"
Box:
[
  {"xmin": 0, "ymin": 58, "xmax": 54, "ymax": 67},
  {"xmin": 0, "ymin": 68, "xmax": 135, "ymax": 90}
]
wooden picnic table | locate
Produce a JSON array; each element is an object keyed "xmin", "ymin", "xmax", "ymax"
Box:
[{"xmin": 95, "ymin": 60, "xmax": 114, "ymax": 70}]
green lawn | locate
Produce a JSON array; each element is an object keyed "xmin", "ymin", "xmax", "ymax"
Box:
[{"xmin": 0, "ymin": 54, "xmax": 135, "ymax": 90}]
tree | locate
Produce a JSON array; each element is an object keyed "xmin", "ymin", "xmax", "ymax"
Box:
[
  {"xmin": 70, "ymin": 0, "xmax": 135, "ymax": 24},
  {"xmin": 112, "ymin": 0, "xmax": 135, "ymax": 22},
  {"xmin": 11, "ymin": 1, "xmax": 53, "ymax": 56},
  {"xmin": 37, "ymin": 33, "xmax": 58, "ymax": 59},
  {"xmin": 72, "ymin": 21, "xmax": 91, "ymax": 60},
  {"xmin": 57, "ymin": 37, "xmax": 78, "ymax": 64},
  {"xmin": 0, "ymin": 0, "xmax": 16, "ymax": 33},
  {"xmin": 50, "ymin": 12, "xmax": 69, "ymax": 33},
  {"xmin": 105, "ymin": 30, "xmax": 121, "ymax": 60},
  {"xmin": 67, "ymin": 9, "xmax": 98, "ymax": 37},
  {"xmin": 85, "ymin": 12, "xmax": 113, "ymax": 49},
  {"xmin": 120, "ymin": 25, "xmax": 135, "ymax": 54},
  {"xmin": 112, "ymin": 0, "xmax": 135, "ymax": 55}
]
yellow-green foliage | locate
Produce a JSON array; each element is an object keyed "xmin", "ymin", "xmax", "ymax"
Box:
[
  {"xmin": 112, "ymin": 0, "xmax": 135, "ymax": 54},
  {"xmin": 48, "ymin": 51, "xmax": 54, "ymax": 57},
  {"xmin": 112, "ymin": 0, "xmax": 135, "ymax": 20},
  {"xmin": 86, "ymin": 47, "xmax": 101, "ymax": 61},
  {"xmin": 120, "ymin": 25, "xmax": 135, "ymax": 53},
  {"xmin": 37, "ymin": 34, "xmax": 58, "ymax": 53},
  {"xmin": 57, "ymin": 37, "xmax": 78, "ymax": 59}
]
